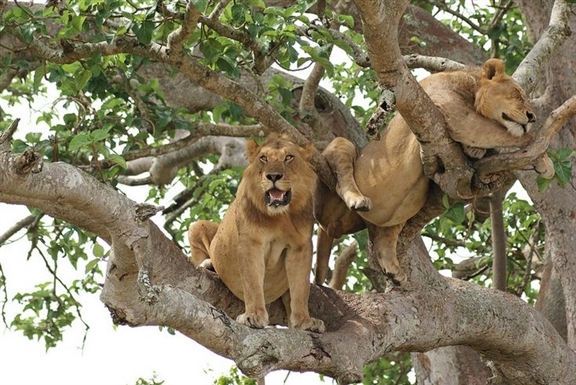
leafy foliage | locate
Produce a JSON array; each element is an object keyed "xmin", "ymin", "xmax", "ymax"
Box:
[
  {"xmin": 423, "ymin": 192, "xmax": 544, "ymax": 301},
  {"xmin": 213, "ymin": 366, "xmax": 257, "ymax": 385}
]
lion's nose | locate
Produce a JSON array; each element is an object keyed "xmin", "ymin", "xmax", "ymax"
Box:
[
  {"xmin": 527, "ymin": 111, "xmax": 536, "ymax": 123},
  {"xmin": 266, "ymin": 173, "xmax": 283, "ymax": 182}
]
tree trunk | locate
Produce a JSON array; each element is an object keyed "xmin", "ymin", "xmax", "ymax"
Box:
[{"xmin": 515, "ymin": 0, "xmax": 576, "ymax": 350}]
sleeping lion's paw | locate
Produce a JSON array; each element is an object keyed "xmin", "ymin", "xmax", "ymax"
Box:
[
  {"xmin": 534, "ymin": 155, "xmax": 554, "ymax": 179},
  {"xmin": 292, "ymin": 317, "xmax": 326, "ymax": 333},
  {"xmin": 462, "ymin": 145, "xmax": 487, "ymax": 159},
  {"xmin": 343, "ymin": 192, "xmax": 372, "ymax": 211},
  {"xmin": 237, "ymin": 312, "xmax": 269, "ymax": 329}
]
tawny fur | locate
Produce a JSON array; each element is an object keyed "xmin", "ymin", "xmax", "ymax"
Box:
[
  {"xmin": 188, "ymin": 134, "xmax": 325, "ymax": 332},
  {"xmin": 314, "ymin": 58, "xmax": 554, "ymax": 286}
]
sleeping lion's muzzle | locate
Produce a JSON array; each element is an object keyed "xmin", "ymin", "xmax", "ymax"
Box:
[{"xmin": 265, "ymin": 188, "xmax": 292, "ymax": 207}]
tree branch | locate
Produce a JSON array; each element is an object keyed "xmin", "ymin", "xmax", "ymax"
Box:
[
  {"xmin": 0, "ymin": 214, "xmax": 36, "ymax": 245},
  {"xmin": 513, "ymin": 0, "xmax": 573, "ymax": 93}
]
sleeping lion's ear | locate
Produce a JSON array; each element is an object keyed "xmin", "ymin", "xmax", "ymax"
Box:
[
  {"xmin": 482, "ymin": 58, "xmax": 506, "ymax": 81},
  {"xmin": 246, "ymin": 140, "xmax": 260, "ymax": 162},
  {"xmin": 299, "ymin": 143, "xmax": 316, "ymax": 162}
]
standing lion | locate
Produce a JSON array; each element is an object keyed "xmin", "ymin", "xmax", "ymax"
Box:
[{"xmin": 188, "ymin": 134, "xmax": 325, "ymax": 333}]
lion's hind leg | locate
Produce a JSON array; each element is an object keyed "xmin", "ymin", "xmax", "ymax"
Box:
[
  {"xmin": 187, "ymin": 220, "xmax": 219, "ymax": 268},
  {"xmin": 323, "ymin": 137, "xmax": 372, "ymax": 211},
  {"xmin": 369, "ymin": 223, "xmax": 407, "ymax": 286}
]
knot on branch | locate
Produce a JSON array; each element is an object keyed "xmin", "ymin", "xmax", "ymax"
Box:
[
  {"xmin": 137, "ymin": 268, "xmax": 160, "ymax": 305},
  {"xmin": 367, "ymin": 89, "xmax": 396, "ymax": 139},
  {"xmin": 236, "ymin": 335, "xmax": 279, "ymax": 378},
  {"xmin": 105, "ymin": 304, "xmax": 132, "ymax": 326},
  {"xmin": 431, "ymin": 165, "xmax": 475, "ymax": 200},
  {"xmin": 134, "ymin": 203, "xmax": 164, "ymax": 221},
  {"xmin": 472, "ymin": 171, "xmax": 512, "ymax": 196},
  {"xmin": 14, "ymin": 148, "xmax": 43, "ymax": 175}
]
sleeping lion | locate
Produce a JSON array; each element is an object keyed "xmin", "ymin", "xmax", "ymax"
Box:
[
  {"xmin": 314, "ymin": 58, "xmax": 553, "ymax": 286},
  {"xmin": 188, "ymin": 134, "xmax": 325, "ymax": 332}
]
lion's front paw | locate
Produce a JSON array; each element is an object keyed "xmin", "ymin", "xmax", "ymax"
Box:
[
  {"xmin": 343, "ymin": 192, "xmax": 372, "ymax": 211},
  {"xmin": 292, "ymin": 316, "xmax": 326, "ymax": 333},
  {"xmin": 237, "ymin": 312, "xmax": 269, "ymax": 329}
]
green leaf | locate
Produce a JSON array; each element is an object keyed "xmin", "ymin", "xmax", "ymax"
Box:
[
  {"xmin": 75, "ymin": 69, "xmax": 93, "ymax": 91},
  {"xmin": 107, "ymin": 154, "xmax": 127, "ymax": 169},
  {"xmin": 443, "ymin": 202, "xmax": 465, "ymax": 224},
  {"xmin": 90, "ymin": 128, "xmax": 110, "ymax": 142},
  {"xmin": 133, "ymin": 19, "xmax": 154, "ymax": 45},
  {"xmin": 85, "ymin": 258, "xmax": 100, "ymax": 274},
  {"xmin": 230, "ymin": 4, "xmax": 246, "ymax": 24},
  {"xmin": 92, "ymin": 243, "xmax": 105, "ymax": 258},
  {"xmin": 69, "ymin": 133, "xmax": 91, "ymax": 151}
]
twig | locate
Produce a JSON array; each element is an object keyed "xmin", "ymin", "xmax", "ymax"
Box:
[
  {"xmin": 0, "ymin": 215, "xmax": 37, "ymax": 245},
  {"xmin": 0, "ymin": 119, "xmax": 20, "ymax": 147}
]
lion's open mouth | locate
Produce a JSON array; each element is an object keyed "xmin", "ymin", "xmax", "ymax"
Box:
[{"xmin": 265, "ymin": 188, "xmax": 291, "ymax": 207}]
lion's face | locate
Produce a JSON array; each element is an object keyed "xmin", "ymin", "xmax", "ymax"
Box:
[
  {"xmin": 475, "ymin": 58, "xmax": 536, "ymax": 137},
  {"xmin": 244, "ymin": 135, "xmax": 316, "ymax": 215}
]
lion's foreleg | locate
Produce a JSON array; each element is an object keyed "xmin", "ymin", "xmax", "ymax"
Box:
[
  {"xmin": 188, "ymin": 220, "xmax": 219, "ymax": 267},
  {"xmin": 284, "ymin": 243, "xmax": 325, "ymax": 333},
  {"xmin": 323, "ymin": 137, "xmax": 372, "ymax": 211},
  {"xmin": 236, "ymin": 241, "xmax": 269, "ymax": 328},
  {"xmin": 369, "ymin": 224, "xmax": 407, "ymax": 285}
]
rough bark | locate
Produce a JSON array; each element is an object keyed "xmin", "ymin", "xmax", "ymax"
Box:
[
  {"xmin": 514, "ymin": 0, "xmax": 576, "ymax": 350},
  {"xmin": 412, "ymin": 346, "xmax": 491, "ymax": 385}
]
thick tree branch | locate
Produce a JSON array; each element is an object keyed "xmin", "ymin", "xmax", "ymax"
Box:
[{"xmin": 514, "ymin": 0, "xmax": 573, "ymax": 93}]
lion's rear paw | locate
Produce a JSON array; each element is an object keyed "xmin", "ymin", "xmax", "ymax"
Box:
[
  {"xmin": 463, "ymin": 145, "xmax": 487, "ymax": 159},
  {"xmin": 386, "ymin": 270, "xmax": 407, "ymax": 287},
  {"xmin": 292, "ymin": 317, "xmax": 326, "ymax": 333},
  {"xmin": 343, "ymin": 192, "xmax": 372, "ymax": 211},
  {"xmin": 237, "ymin": 312, "xmax": 269, "ymax": 329},
  {"xmin": 199, "ymin": 259, "xmax": 214, "ymax": 270},
  {"xmin": 535, "ymin": 155, "xmax": 554, "ymax": 179}
]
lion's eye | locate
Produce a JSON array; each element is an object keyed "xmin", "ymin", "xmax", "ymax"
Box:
[
  {"xmin": 285, "ymin": 155, "xmax": 294, "ymax": 162},
  {"xmin": 260, "ymin": 155, "xmax": 267, "ymax": 163}
]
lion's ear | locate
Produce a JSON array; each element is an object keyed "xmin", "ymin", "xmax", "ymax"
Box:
[
  {"xmin": 482, "ymin": 58, "xmax": 506, "ymax": 81},
  {"xmin": 299, "ymin": 143, "xmax": 316, "ymax": 162},
  {"xmin": 246, "ymin": 140, "xmax": 260, "ymax": 163}
]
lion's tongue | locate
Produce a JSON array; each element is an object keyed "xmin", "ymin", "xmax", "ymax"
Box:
[{"xmin": 268, "ymin": 188, "xmax": 285, "ymax": 201}]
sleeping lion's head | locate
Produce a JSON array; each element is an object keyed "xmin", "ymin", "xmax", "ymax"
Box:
[
  {"xmin": 475, "ymin": 58, "xmax": 536, "ymax": 137},
  {"xmin": 244, "ymin": 134, "xmax": 316, "ymax": 215}
]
